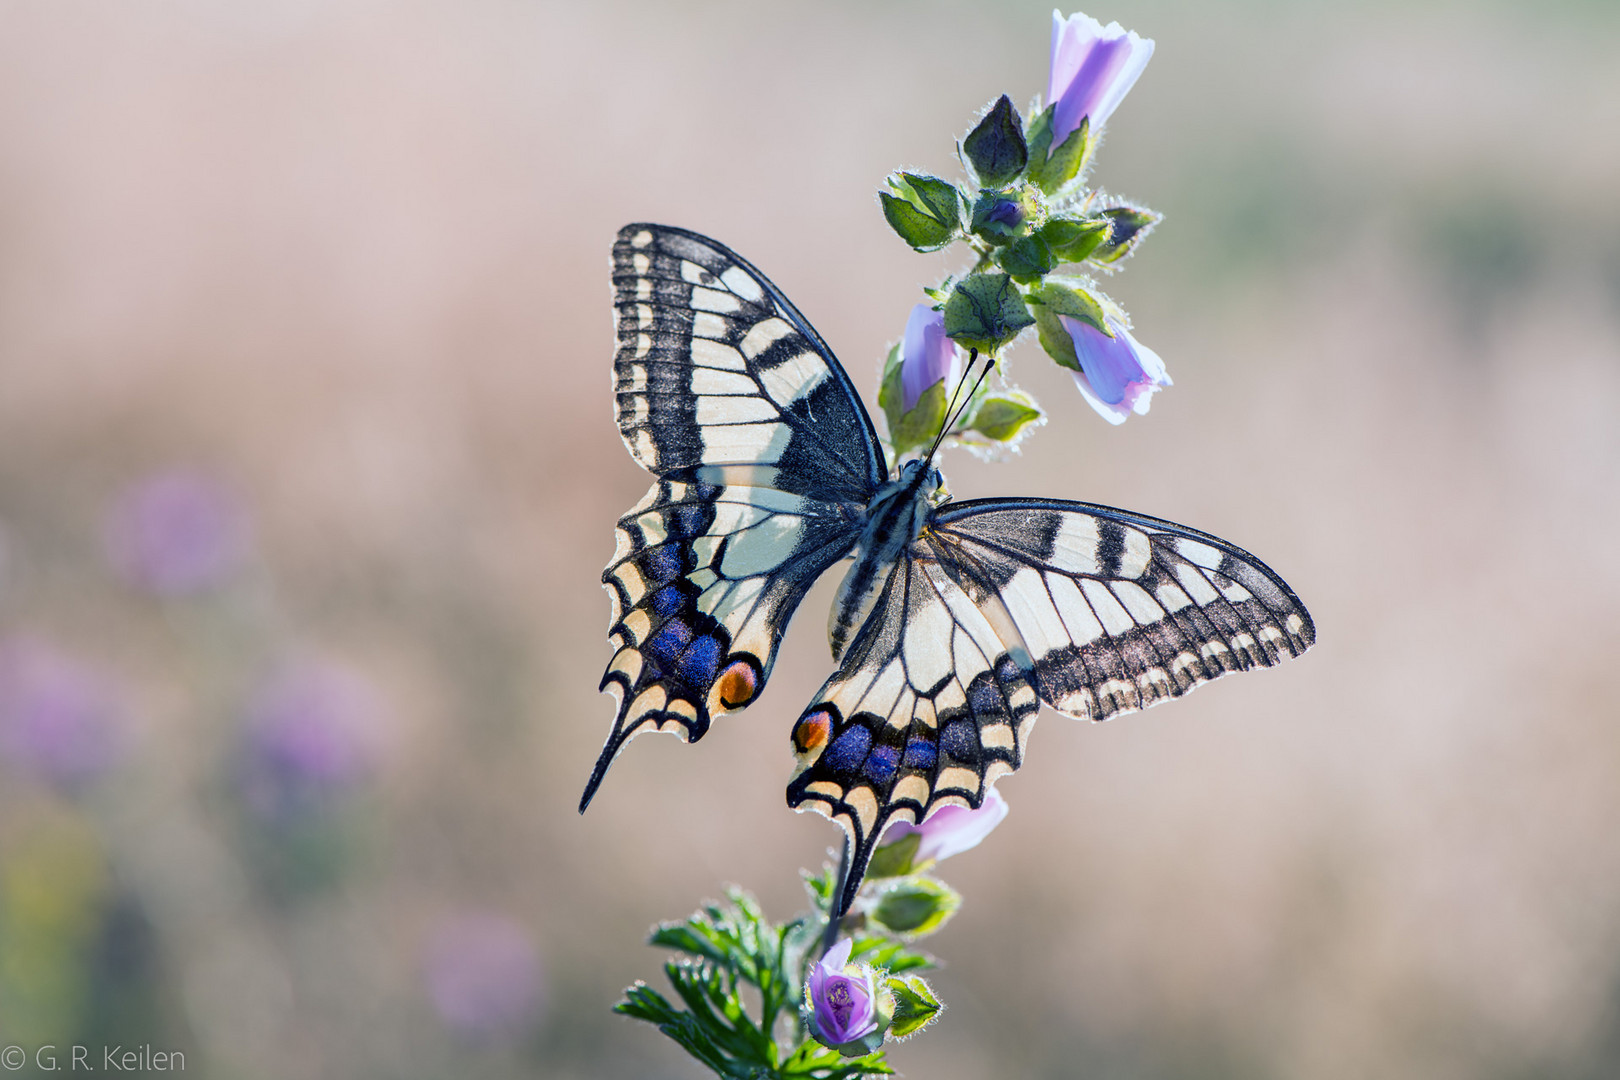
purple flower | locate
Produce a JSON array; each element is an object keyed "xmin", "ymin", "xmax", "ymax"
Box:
[
  {"xmin": 424, "ymin": 912, "xmax": 543, "ymax": 1042},
  {"xmin": 879, "ymin": 786, "xmax": 1009, "ymax": 866},
  {"xmin": 805, "ymin": 938, "xmax": 891, "ymax": 1055},
  {"xmin": 899, "ymin": 304, "xmax": 960, "ymax": 413},
  {"xmin": 0, "ymin": 637, "xmax": 126, "ymax": 787},
  {"xmin": 106, "ymin": 469, "xmax": 247, "ymax": 596},
  {"xmin": 1048, "ymin": 10, "xmax": 1156, "ymax": 148},
  {"xmin": 239, "ymin": 661, "xmax": 383, "ymax": 820},
  {"xmin": 1061, "ymin": 314, "xmax": 1171, "ymax": 424}
]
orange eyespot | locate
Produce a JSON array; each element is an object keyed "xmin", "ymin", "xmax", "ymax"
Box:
[
  {"xmin": 792, "ymin": 710, "xmax": 832, "ymax": 754},
  {"xmin": 717, "ymin": 660, "xmax": 758, "ymax": 710}
]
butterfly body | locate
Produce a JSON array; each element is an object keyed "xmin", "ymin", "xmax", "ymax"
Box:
[
  {"xmin": 585, "ymin": 224, "xmax": 1315, "ymax": 914},
  {"xmin": 828, "ymin": 458, "xmax": 942, "ymax": 663}
]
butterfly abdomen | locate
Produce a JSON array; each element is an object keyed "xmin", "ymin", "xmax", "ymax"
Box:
[{"xmin": 827, "ymin": 460, "xmax": 942, "ymax": 661}]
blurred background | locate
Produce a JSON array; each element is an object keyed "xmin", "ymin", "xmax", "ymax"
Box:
[{"xmin": 0, "ymin": 0, "xmax": 1617, "ymax": 1076}]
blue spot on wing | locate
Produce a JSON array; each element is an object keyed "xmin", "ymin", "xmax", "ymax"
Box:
[
  {"xmin": 824, "ymin": 726, "xmax": 872, "ymax": 775},
  {"xmin": 643, "ymin": 618, "xmax": 694, "ymax": 666},
  {"xmin": 643, "ymin": 546, "xmax": 683, "ymax": 584},
  {"xmin": 940, "ymin": 720, "xmax": 978, "ymax": 762},
  {"xmin": 901, "ymin": 736, "xmax": 937, "ymax": 770},
  {"xmin": 863, "ymin": 743, "xmax": 899, "ymax": 783},
  {"xmin": 677, "ymin": 635, "xmax": 722, "ymax": 686},
  {"xmin": 650, "ymin": 585, "xmax": 685, "ymax": 617}
]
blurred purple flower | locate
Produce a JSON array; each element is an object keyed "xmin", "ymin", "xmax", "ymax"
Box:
[
  {"xmin": 1061, "ymin": 314, "xmax": 1171, "ymax": 425},
  {"xmin": 425, "ymin": 912, "xmax": 543, "ymax": 1042},
  {"xmin": 879, "ymin": 785, "xmax": 1009, "ymax": 865},
  {"xmin": 106, "ymin": 469, "xmax": 247, "ymax": 596},
  {"xmin": 0, "ymin": 637, "xmax": 126, "ymax": 787},
  {"xmin": 1048, "ymin": 10, "xmax": 1155, "ymax": 148},
  {"xmin": 899, "ymin": 304, "xmax": 960, "ymax": 413},
  {"xmin": 805, "ymin": 937, "xmax": 889, "ymax": 1055},
  {"xmin": 983, "ymin": 198, "xmax": 1024, "ymax": 229},
  {"xmin": 239, "ymin": 661, "xmax": 383, "ymax": 820}
]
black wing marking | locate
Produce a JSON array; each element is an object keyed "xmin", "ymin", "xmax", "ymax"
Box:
[
  {"xmin": 928, "ymin": 498, "xmax": 1315, "ymax": 721},
  {"xmin": 586, "ymin": 225, "xmax": 885, "ymax": 809},
  {"xmin": 609, "ymin": 224, "xmax": 884, "ymax": 502},
  {"xmin": 785, "ymin": 556, "xmax": 1040, "ymax": 915}
]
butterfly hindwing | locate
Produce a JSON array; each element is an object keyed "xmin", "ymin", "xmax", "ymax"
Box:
[
  {"xmin": 586, "ymin": 225, "xmax": 884, "ymax": 809},
  {"xmin": 786, "ymin": 556, "xmax": 1042, "ymax": 913}
]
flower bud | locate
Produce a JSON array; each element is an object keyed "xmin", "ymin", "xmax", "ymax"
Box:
[
  {"xmin": 804, "ymin": 938, "xmax": 894, "ymax": 1056},
  {"xmin": 868, "ymin": 876, "xmax": 961, "ymax": 938}
]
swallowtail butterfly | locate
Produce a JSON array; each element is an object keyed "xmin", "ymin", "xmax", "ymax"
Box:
[{"xmin": 583, "ymin": 224, "xmax": 1314, "ymax": 914}]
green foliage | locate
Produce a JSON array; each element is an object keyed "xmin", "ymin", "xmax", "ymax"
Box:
[
  {"xmin": 962, "ymin": 95, "xmax": 1028, "ymax": 188},
  {"xmin": 943, "ymin": 273, "xmax": 1033, "ymax": 352},
  {"xmin": 1092, "ymin": 204, "xmax": 1162, "ymax": 264},
  {"xmin": 1040, "ymin": 216, "xmax": 1113, "ymax": 264},
  {"xmin": 878, "ymin": 342, "xmax": 953, "ymax": 458},
  {"xmin": 1025, "ymin": 108, "xmax": 1090, "ymax": 194},
  {"xmin": 886, "ymin": 976, "xmax": 943, "ymax": 1039},
  {"xmin": 998, "ymin": 233, "xmax": 1057, "ymax": 281},
  {"xmin": 964, "ymin": 391, "xmax": 1043, "ymax": 443},
  {"xmin": 621, "ymin": 886, "xmax": 909, "ymax": 1078},
  {"xmin": 879, "ymin": 172, "xmax": 963, "ymax": 252},
  {"xmin": 867, "ymin": 877, "xmax": 961, "ymax": 938},
  {"xmin": 863, "ymin": 832, "xmax": 923, "ymax": 880}
]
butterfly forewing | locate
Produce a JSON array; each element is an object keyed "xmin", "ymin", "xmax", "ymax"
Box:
[
  {"xmin": 586, "ymin": 225, "xmax": 885, "ymax": 809},
  {"xmin": 610, "ymin": 224, "xmax": 883, "ymax": 500},
  {"xmin": 928, "ymin": 499, "xmax": 1315, "ymax": 721}
]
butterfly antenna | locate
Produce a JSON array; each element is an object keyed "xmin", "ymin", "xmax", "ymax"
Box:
[{"xmin": 924, "ymin": 347, "xmax": 992, "ymax": 465}]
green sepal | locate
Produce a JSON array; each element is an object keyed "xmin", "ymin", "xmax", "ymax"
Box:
[
  {"xmin": 864, "ymin": 831, "xmax": 923, "ymax": 879},
  {"xmin": 1039, "ymin": 216, "xmax": 1112, "ymax": 264},
  {"xmin": 879, "ymin": 172, "xmax": 963, "ymax": 252},
  {"xmin": 968, "ymin": 187, "xmax": 1036, "ymax": 246},
  {"xmin": 997, "ymin": 233, "xmax": 1056, "ymax": 282},
  {"xmin": 1029, "ymin": 278, "xmax": 1108, "ymax": 371},
  {"xmin": 964, "ymin": 391, "xmax": 1043, "ymax": 443},
  {"xmin": 962, "ymin": 94, "xmax": 1027, "ymax": 188},
  {"xmin": 868, "ymin": 876, "xmax": 961, "ymax": 938},
  {"xmin": 1092, "ymin": 204, "xmax": 1162, "ymax": 264},
  {"xmin": 1025, "ymin": 107, "xmax": 1090, "ymax": 194},
  {"xmin": 886, "ymin": 976, "xmax": 943, "ymax": 1039},
  {"xmin": 942, "ymin": 273, "xmax": 1033, "ymax": 352},
  {"xmin": 878, "ymin": 342, "xmax": 952, "ymax": 457}
]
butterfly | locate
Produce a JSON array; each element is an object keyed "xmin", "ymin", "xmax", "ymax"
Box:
[{"xmin": 581, "ymin": 224, "xmax": 1314, "ymax": 915}]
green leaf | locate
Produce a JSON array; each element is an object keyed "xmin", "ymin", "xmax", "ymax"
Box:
[
  {"xmin": 1025, "ymin": 107, "xmax": 1090, "ymax": 194},
  {"xmin": 997, "ymin": 233, "xmax": 1056, "ymax": 282},
  {"xmin": 864, "ymin": 832, "xmax": 922, "ymax": 879},
  {"xmin": 879, "ymin": 173, "xmax": 962, "ymax": 252},
  {"xmin": 1092, "ymin": 205, "xmax": 1162, "ymax": 264},
  {"xmin": 942, "ymin": 273, "xmax": 1033, "ymax": 352},
  {"xmin": 868, "ymin": 877, "xmax": 961, "ymax": 938},
  {"xmin": 1039, "ymin": 216, "xmax": 1112, "ymax": 263},
  {"xmin": 966, "ymin": 391, "xmax": 1043, "ymax": 443},
  {"xmin": 780, "ymin": 1039, "xmax": 896, "ymax": 1078},
  {"xmin": 962, "ymin": 94, "xmax": 1027, "ymax": 188},
  {"xmin": 886, "ymin": 976, "xmax": 943, "ymax": 1039}
]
